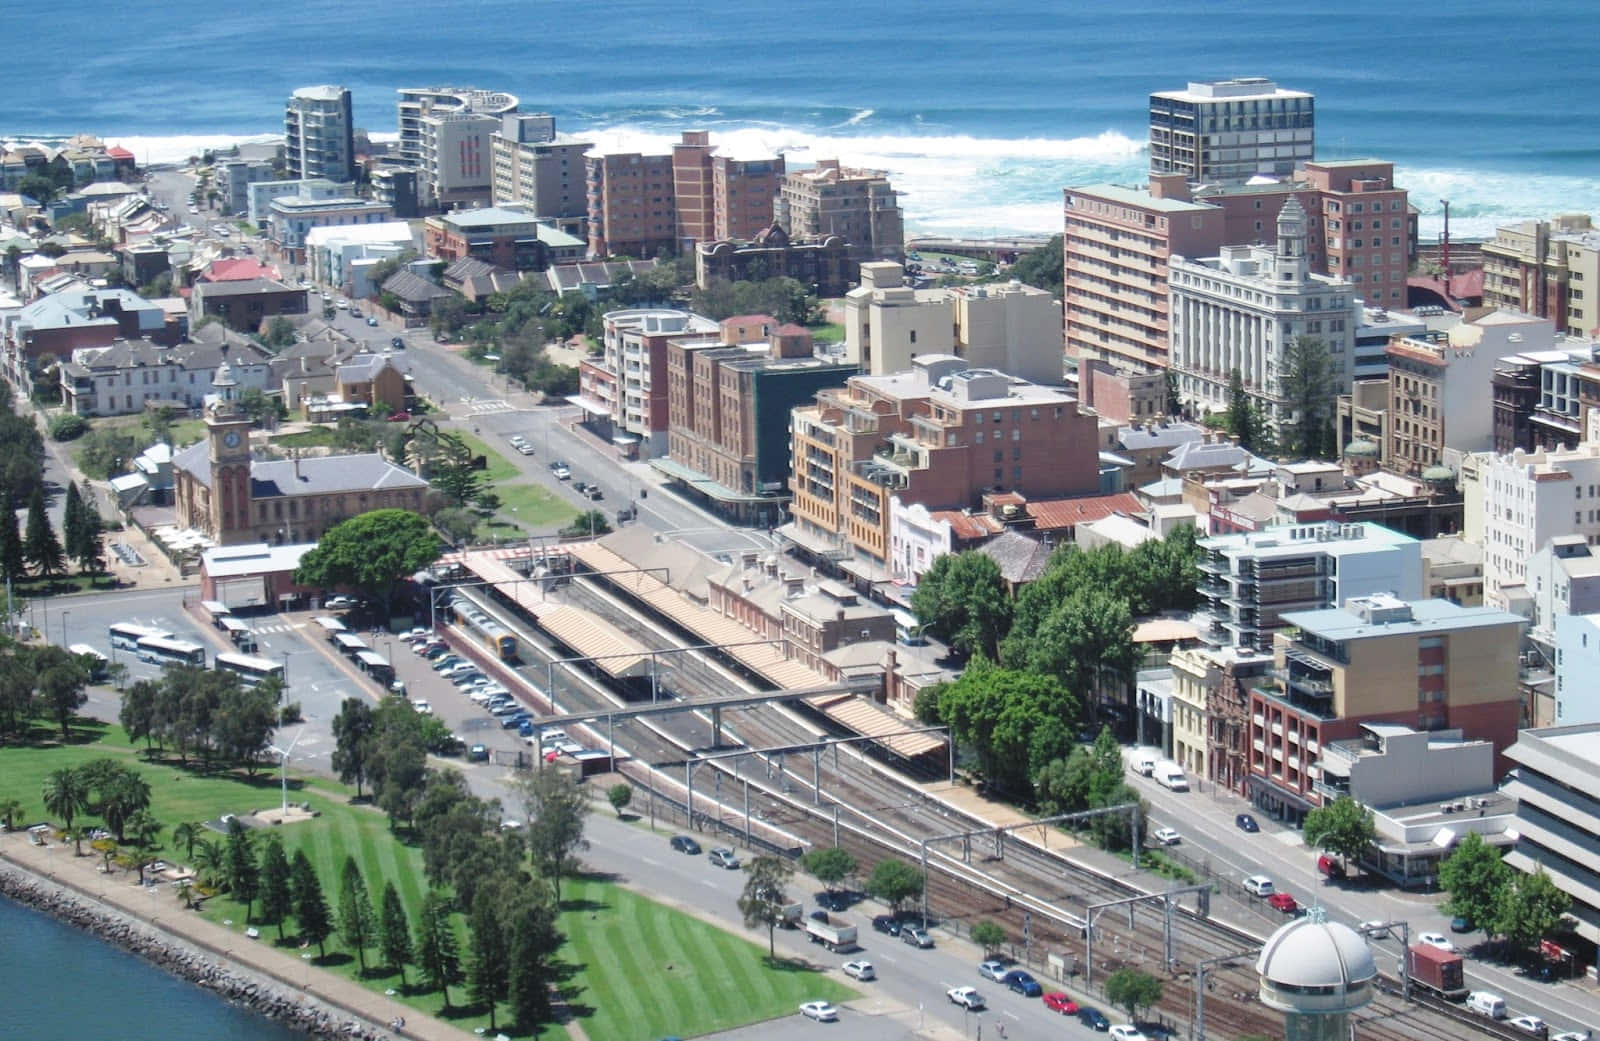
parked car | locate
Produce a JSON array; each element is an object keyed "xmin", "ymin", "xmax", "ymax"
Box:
[
  {"xmin": 1235, "ymin": 813, "xmax": 1260, "ymax": 833},
  {"xmin": 901, "ymin": 925, "xmax": 934, "ymax": 948},
  {"xmin": 1267, "ymin": 892, "xmax": 1299, "ymax": 915},
  {"xmin": 1508, "ymin": 1016, "xmax": 1546, "ymax": 1036},
  {"xmin": 708, "ymin": 847, "xmax": 740, "ymax": 869},
  {"xmin": 1417, "ymin": 932, "xmax": 1457, "ymax": 953},
  {"xmin": 978, "ymin": 959, "xmax": 1010, "ymax": 982},
  {"xmin": 325, "ymin": 595, "xmax": 356, "ymax": 608},
  {"xmin": 423, "ymin": 646, "xmax": 453, "ymax": 660},
  {"xmin": 500, "ymin": 713, "xmax": 531, "ymax": 729},
  {"xmin": 1450, "ymin": 915, "xmax": 1474, "ymax": 933},
  {"xmin": 1109, "ymin": 1027, "xmax": 1148, "ymax": 1041},
  {"xmin": 1043, "ymin": 992, "xmax": 1079, "ymax": 1014},
  {"xmin": 871, "ymin": 915, "xmax": 901, "ymax": 936},
  {"xmin": 1243, "ymin": 875, "xmax": 1275, "ymax": 897},
  {"xmin": 1358, "ymin": 920, "xmax": 1390, "ymax": 938},
  {"xmin": 390, "ymin": 337, "xmax": 405, "ymax": 350},
  {"xmin": 410, "ymin": 699, "xmax": 432, "ymax": 716},
  {"xmin": 799, "ymin": 1001, "xmax": 838, "ymax": 1022},
  {"xmin": 510, "ymin": 435, "xmax": 528, "ymax": 447},
  {"xmin": 551, "ymin": 462, "xmax": 571, "ymax": 479},
  {"xmin": 1152, "ymin": 827, "xmax": 1181, "ymax": 845},
  {"xmin": 1317, "ymin": 854, "xmax": 1347, "ymax": 880},
  {"xmin": 1003, "ymin": 969, "xmax": 1042, "ymax": 997},
  {"xmin": 669, "ymin": 835, "xmax": 701, "ymax": 855},
  {"xmin": 366, "ymin": 317, "xmax": 378, "ymax": 326},
  {"xmin": 946, "ymin": 987, "xmax": 985, "ymax": 1011},
  {"xmin": 516, "ymin": 443, "xmax": 536, "ymax": 455},
  {"xmin": 467, "ymin": 744, "xmax": 489, "ymax": 762},
  {"xmin": 841, "ymin": 960, "xmax": 875, "ymax": 981},
  {"xmin": 1079, "ymin": 1007, "xmax": 1111, "ymax": 1031}
]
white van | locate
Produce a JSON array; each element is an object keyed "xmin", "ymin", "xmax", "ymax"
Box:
[
  {"xmin": 1465, "ymin": 992, "xmax": 1506, "ymax": 1019},
  {"xmin": 1243, "ymin": 875, "xmax": 1275, "ymax": 897},
  {"xmin": 1131, "ymin": 748, "xmax": 1160, "ymax": 776},
  {"xmin": 1153, "ymin": 760, "xmax": 1189, "ymax": 792}
]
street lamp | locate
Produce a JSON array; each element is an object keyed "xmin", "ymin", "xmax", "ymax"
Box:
[
  {"xmin": 266, "ymin": 727, "xmax": 307, "ymax": 817},
  {"xmin": 60, "ymin": 609, "xmax": 70, "ymax": 648},
  {"xmin": 279, "ymin": 650, "xmax": 291, "ymax": 691}
]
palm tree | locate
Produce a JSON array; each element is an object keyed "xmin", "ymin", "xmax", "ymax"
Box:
[
  {"xmin": 192, "ymin": 838, "xmax": 225, "ymax": 890},
  {"xmin": 59, "ymin": 824, "xmax": 87, "ymax": 857},
  {"xmin": 0, "ymin": 797, "xmax": 25, "ymax": 831},
  {"xmin": 171, "ymin": 821, "xmax": 202, "ymax": 864},
  {"xmin": 41, "ymin": 767, "xmax": 88, "ymax": 832},
  {"xmin": 128, "ymin": 810, "xmax": 164, "ymax": 884}
]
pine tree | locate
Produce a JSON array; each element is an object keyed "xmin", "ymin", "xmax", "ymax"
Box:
[
  {"xmin": 416, "ymin": 889, "xmax": 463, "ymax": 1010},
  {"xmin": 22, "ymin": 487, "xmax": 64, "ymax": 577},
  {"xmin": 507, "ymin": 889, "xmax": 563, "ymax": 1032},
  {"xmin": 377, "ymin": 882, "xmax": 414, "ymax": 987},
  {"xmin": 337, "ymin": 855, "xmax": 378, "ymax": 973},
  {"xmin": 223, "ymin": 817, "xmax": 259, "ymax": 922},
  {"xmin": 74, "ymin": 507, "xmax": 104, "ymax": 575},
  {"xmin": 291, "ymin": 848, "xmax": 334, "ymax": 957},
  {"xmin": 466, "ymin": 884, "xmax": 511, "ymax": 1029},
  {"xmin": 0, "ymin": 496, "xmax": 23, "ymax": 583},
  {"xmin": 259, "ymin": 836, "xmax": 294, "ymax": 941},
  {"xmin": 62, "ymin": 484, "xmax": 84, "ymax": 569}
]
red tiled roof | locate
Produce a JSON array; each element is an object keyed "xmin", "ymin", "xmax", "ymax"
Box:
[
  {"xmin": 106, "ymin": 146, "xmax": 135, "ymax": 160},
  {"xmin": 721, "ymin": 313, "xmax": 778, "ymax": 328},
  {"xmin": 931, "ymin": 511, "xmax": 1001, "ymax": 540},
  {"xmin": 1025, "ymin": 491, "xmax": 1144, "ymax": 532},
  {"xmin": 201, "ymin": 258, "xmax": 278, "ymax": 283},
  {"xmin": 775, "ymin": 323, "xmax": 810, "ymax": 336}
]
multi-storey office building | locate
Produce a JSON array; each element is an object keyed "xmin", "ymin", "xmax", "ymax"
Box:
[
  {"xmin": 284, "ymin": 85, "xmax": 355, "ymax": 184},
  {"xmin": 1148, "ymin": 77, "xmax": 1314, "ymax": 185}
]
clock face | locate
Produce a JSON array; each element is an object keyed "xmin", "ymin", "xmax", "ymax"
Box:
[{"xmin": 223, "ymin": 431, "xmax": 241, "ymax": 449}]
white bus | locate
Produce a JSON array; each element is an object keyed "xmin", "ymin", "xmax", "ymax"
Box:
[
  {"xmin": 134, "ymin": 634, "xmax": 208, "ymax": 667},
  {"xmin": 216, "ymin": 652, "xmax": 286, "ymax": 688},
  {"xmin": 109, "ymin": 622, "xmax": 170, "ymax": 650},
  {"xmin": 68, "ymin": 644, "xmax": 110, "ymax": 681}
]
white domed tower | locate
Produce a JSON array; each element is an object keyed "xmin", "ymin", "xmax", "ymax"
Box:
[{"xmin": 1256, "ymin": 909, "xmax": 1376, "ymax": 1041}]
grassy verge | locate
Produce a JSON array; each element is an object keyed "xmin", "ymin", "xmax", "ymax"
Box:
[
  {"xmin": 270, "ymin": 427, "xmax": 339, "ymax": 449},
  {"xmin": 494, "ymin": 484, "xmax": 579, "ymax": 529},
  {"xmin": 806, "ymin": 321, "xmax": 845, "ymax": 343},
  {"xmin": 453, "ymin": 431, "xmax": 520, "ymax": 483}
]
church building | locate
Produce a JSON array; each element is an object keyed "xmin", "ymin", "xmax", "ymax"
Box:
[{"xmin": 174, "ymin": 362, "xmax": 429, "ymax": 546}]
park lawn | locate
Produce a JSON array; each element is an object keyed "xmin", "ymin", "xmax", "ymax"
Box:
[
  {"xmin": 270, "ymin": 427, "xmax": 339, "ymax": 449},
  {"xmin": 807, "ymin": 321, "xmax": 845, "ymax": 343},
  {"xmin": 557, "ymin": 876, "xmax": 855, "ymax": 1041},
  {"xmin": 454, "ymin": 431, "xmax": 521, "ymax": 483},
  {"xmin": 494, "ymin": 483, "xmax": 579, "ymax": 529}
]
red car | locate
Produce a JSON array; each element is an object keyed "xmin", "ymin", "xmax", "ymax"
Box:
[
  {"xmin": 386, "ymin": 410, "xmax": 412, "ymax": 422},
  {"xmin": 1043, "ymin": 992, "xmax": 1080, "ymax": 1015},
  {"xmin": 1268, "ymin": 892, "xmax": 1299, "ymax": 914}
]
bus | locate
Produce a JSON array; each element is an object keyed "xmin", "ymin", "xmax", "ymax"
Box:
[
  {"xmin": 68, "ymin": 644, "xmax": 110, "ymax": 681},
  {"xmin": 109, "ymin": 622, "xmax": 171, "ymax": 650},
  {"xmin": 449, "ymin": 593, "xmax": 518, "ymax": 660},
  {"xmin": 135, "ymin": 635, "xmax": 208, "ymax": 667},
  {"xmin": 216, "ymin": 652, "xmax": 286, "ymax": 688}
]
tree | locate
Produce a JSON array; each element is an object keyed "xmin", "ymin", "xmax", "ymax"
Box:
[
  {"xmin": 865, "ymin": 858, "xmax": 924, "ymax": 913},
  {"xmin": 1281, "ymin": 334, "xmax": 1335, "ymax": 459},
  {"xmin": 127, "ymin": 809, "xmax": 164, "ymax": 883},
  {"xmin": 36, "ymin": 648, "xmax": 91, "ymax": 740},
  {"xmin": 1226, "ymin": 368, "xmax": 1257, "ymax": 451},
  {"xmin": 936, "ymin": 658, "xmax": 1080, "ymax": 797},
  {"xmin": 430, "ymin": 506, "xmax": 479, "ymax": 547},
  {"xmin": 261, "ymin": 316, "xmax": 298, "ymax": 350},
  {"xmin": 738, "ymin": 855, "xmax": 796, "ymax": 960},
  {"xmin": 337, "ymin": 855, "xmax": 379, "ymax": 973},
  {"xmin": 259, "ymin": 835, "xmax": 295, "ymax": 941},
  {"xmin": 0, "ymin": 497, "xmax": 24, "ymax": 583},
  {"xmin": 1164, "ymin": 368, "xmax": 1182, "ymax": 417},
  {"xmin": 16, "ymin": 173, "xmax": 57, "ymax": 204},
  {"xmin": 970, "ymin": 920, "xmax": 1007, "ymax": 957},
  {"xmin": 378, "ymin": 881, "xmax": 414, "ymax": 986},
  {"xmin": 171, "ymin": 820, "xmax": 203, "ymax": 863},
  {"xmin": 1301, "ymin": 796, "xmax": 1377, "ymax": 872},
  {"xmin": 516, "ymin": 767, "xmax": 590, "ymax": 903},
  {"xmin": 291, "ymin": 848, "xmax": 334, "ymax": 956},
  {"xmin": 0, "ymin": 655, "xmax": 33, "ymax": 743},
  {"xmin": 330, "ymin": 697, "xmax": 376, "ymax": 799},
  {"xmin": 294, "ymin": 509, "xmax": 442, "ymax": 622},
  {"xmin": 1005, "ymin": 235, "xmax": 1063, "ymax": 293},
  {"xmin": 22, "ymin": 486, "xmax": 64, "ymax": 577},
  {"xmin": 1495, "ymin": 868, "xmax": 1570, "ymax": 951},
  {"xmin": 1105, "ymin": 967, "xmax": 1163, "ymax": 1021},
  {"xmin": 41, "ymin": 766, "xmax": 88, "ymax": 831},
  {"xmin": 0, "ymin": 797, "xmax": 25, "ymax": 831},
  {"xmin": 1439, "ymin": 833, "xmax": 1511, "ymax": 935},
  {"xmin": 223, "ymin": 817, "xmax": 259, "ymax": 921},
  {"xmin": 192, "ymin": 838, "xmax": 226, "ymax": 889},
  {"xmin": 506, "ymin": 885, "xmax": 563, "ymax": 1030},
  {"xmin": 62, "ymin": 483, "xmax": 85, "ymax": 563},
  {"xmin": 800, "ymin": 846, "xmax": 858, "ymax": 898},
  {"xmin": 416, "ymin": 889, "xmax": 464, "ymax": 1009},
  {"xmin": 909, "ymin": 551, "xmax": 1012, "ymax": 660},
  {"xmin": 467, "ymin": 882, "xmax": 512, "ymax": 1028},
  {"xmin": 559, "ymin": 509, "xmax": 612, "ymax": 539},
  {"xmin": 606, "ymin": 783, "xmax": 633, "ymax": 817},
  {"xmin": 213, "ymin": 682, "xmax": 277, "ymax": 771},
  {"xmin": 94, "ymin": 762, "xmax": 151, "ymax": 842}
]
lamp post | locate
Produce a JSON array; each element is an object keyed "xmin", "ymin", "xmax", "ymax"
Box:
[
  {"xmin": 279, "ymin": 650, "xmax": 291, "ymax": 689},
  {"xmin": 60, "ymin": 609, "xmax": 70, "ymax": 648}
]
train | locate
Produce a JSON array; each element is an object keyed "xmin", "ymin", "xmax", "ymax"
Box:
[{"xmin": 449, "ymin": 593, "xmax": 518, "ymax": 660}]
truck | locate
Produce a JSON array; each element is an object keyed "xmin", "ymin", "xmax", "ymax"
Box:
[
  {"xmin": 1405, "ymin": 943, "xmax": 1468, "ymax": 1001},
  {"xmin": 805, "ymin": 917, "xmax": 858, "ymax": 952},
  {"xmin": 1153, "ymin": 760, "xmax": 1189, "ymax": 792},
  {"xmin": 779, "ymin": 902, "xmax": 804, "ymax": 928}
]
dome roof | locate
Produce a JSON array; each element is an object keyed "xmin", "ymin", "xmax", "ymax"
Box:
[
  {"xmin": 1422, "ymin": 464, "xmax": 1456, "ymax": 482},
  {"xmin": 1256, "ymin": 916, "xmax": 1376, "ymax": 991},
  {"xmin": 1343, "ymin": 439, "xmax": 1379, "ymax": 458}
]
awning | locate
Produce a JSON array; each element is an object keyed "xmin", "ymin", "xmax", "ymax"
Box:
[
  {"xmin": 565, "ymin": 394, "xmax": 610, "ymax": 416},
  {"xmin": 201, "ymin": 600, "xmax": 230, "ymax": 615},
  {"xmin": 647, "ymin": 457, "xmax": 783, "ymax": 504}
]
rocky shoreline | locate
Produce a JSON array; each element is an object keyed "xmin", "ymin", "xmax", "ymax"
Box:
[{"xmin": 0, "ymin": 859, "xmax": 388, "ymax": 1041}]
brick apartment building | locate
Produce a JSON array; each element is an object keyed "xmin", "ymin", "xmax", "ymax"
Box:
[
  {"xmin": 774, "ymin": 160, "xmax": 903, "ymax": 263},
  {"xmin": 586, "ymin": 150, "xmax": 678, "ymax": 258},
  {"xmin": 422, "ymin": 207, "xmax": 585, "ymax": 271},
  {"xmin": 696, "ymin": 226, "xmax": 852, "ymax": 297}
]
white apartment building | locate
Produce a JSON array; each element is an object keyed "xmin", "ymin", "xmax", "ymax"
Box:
[
  {"xmin": 1476, "ymin": 442, "xmax": 1600, "ymax": 608},
  {"xmin": 843, "ymin": 262, "xmax": 1064, "ymax": 385},
  {"xmin": 1500, "ymin": 724, "xmax": 1600, "ymax": 943},
  {"xmin": 284, "ymin": 85, "xmax": 354, "ymax": 183},
  {"xmin": 266, "ymin": 196, "xmax": 393, "ymax": 261},
  {"xmin": 1170, "ymin": 198, "xmax": 1358, "ymax": 433},
  {"xmin": 1148, "ymin": 77, "xmax": 1315, "ymax": 185},
  {"xmin": 395, "ymin": 87, "xmax": 518, "ymax": 210},
  {"xmin": 304, "ymin": 222, "xmax": 416, "ymax": 298},
  {"xmin": 600, "ymin": 308, "xmax": 718, "ymax": 456},
  {"xmin": 1554, "ymin": 613, "xmax": 1600, "ymax": 725},
  {"xmin": 246, "ymin": 179, "xmax": 348, "ymax": 224}
]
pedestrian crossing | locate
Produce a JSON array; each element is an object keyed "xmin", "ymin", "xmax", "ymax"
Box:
[
  {"xmin": 250, "ymin": 622, "xmax": 299, "ymax": 635},
  {"xmin": 466, "ymin": 398, "xmax": 517, "ymax": 415}
]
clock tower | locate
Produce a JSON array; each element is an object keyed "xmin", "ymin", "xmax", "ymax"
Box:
[{"xmin": 205, "ymin": 361, "xmax": 254, "ymax": 543}]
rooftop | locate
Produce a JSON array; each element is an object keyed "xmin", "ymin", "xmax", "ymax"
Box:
[
  {"xmin": 202, "ymin": 541, "xmax": 317, "ymax": 578},
  {"xmin": 1281, "ymin": 597, "xmax": 1526, "ymax": 641},
  {"xmin": 1067, "ymin": 182, "xmax": 1219, "ymax": 214}
]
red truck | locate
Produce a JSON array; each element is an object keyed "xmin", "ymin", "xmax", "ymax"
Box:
[{"xmin": 1405, "ymin": 943, "xmax": 1467, "ymax": 1001}]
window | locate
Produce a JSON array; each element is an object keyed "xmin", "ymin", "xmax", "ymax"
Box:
[{"xmin": 908, "ymin": 330, "xmax": 917, "ymax": 344}]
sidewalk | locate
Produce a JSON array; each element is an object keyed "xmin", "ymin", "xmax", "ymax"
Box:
[{"xmin": 0, "ymin": 831, "xmax": 471, "ymax": 1041}]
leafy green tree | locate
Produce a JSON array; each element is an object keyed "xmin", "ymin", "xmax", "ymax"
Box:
[
  {"xmin": 970, "ymin": 920, "xmax": 1007, "ymax": 956},
  {"xmin": 1004, "ymin": 235, "xmax": 1063, "ymax": 293},
  {"xmin": 0, "ymin": 496, "xmax": 25, "ymax": 583},
  {"xmin": 191, "ymin": 838, "xmax": 226, "ymax": 889},
  {"xmin": 259, "ymin": 835, "xmax": 295, "ymax": 941},
  {"xmin": 49, "ymin": 414, "xmax": 89, "ymax": 442},
  {"xmin": 35, "ymin": 647, "xmax": 91, "ymax": 740},
  {"xmin": 416, "ymin": 889, "xmax": 464, "ymax": 1009},
  {"xmin": 1282, "ymin": 334, "xmax": 1336, "ymax": 459},
  {"xmin": 467, "ymin": 881, "xmax": 512, "ymax": 1029},
  {"xmin": 16, "ymin": 174, "xmax": 57, "ymax": 204},
  {"xmin": 559, "ymin": 509, "xmax": 612, "ymax": 539},
  {"xmin": 1105, "ymin": 968, "xmax": 1163, "ymax": 1021},
  {"xmin": 261, "ymin": 316, "xmax": 298, "ymax": 350},
  {"xmin": 0, "ymin": 655, "xmax": 34, "ymax": 742},
  {"xmin": 75, "ymin": 427, "xmax": 141, "ymax": 480},
  {"xmin": 516, "ymin": 767, "xmax": 590, "ymax": 902},
  {"xmin": 22, "ymin": 486, "xmax": 64, "ymax": 576},
  {"xmin": 865, "ymin": 858, "xmax": 924, "ymax": 913},
  {"xmin": 1439, "ymin": 832, "xmax": 1511, "ymax": 934},
  {"xmin": 936, "ymin": 658, "xmax": 1079, "ymax": 796},
  {"xmin": 1302, "ymin": 796, "xmax": 1376, "ymax": 873},
  {"xmin": 330, "ymin": 697, "xmax": 376, "ymax": 799},
  {"xmin": 93, "ymin": 761, "xmax": 151, "ymax": 842},
  {"xmin": 1164, "ymin": 368, "xmax": 1182, "ymax": 417},
  {"xmin": 223, "ymin": 817, "xmax": 259, "ymax": 921},
  {"xmin": 738, "ymin": 855, "xmax": 796, "ymax": 960},
  {"xmin": 800, "ymin": 846, "xmax": 859, "ymax": 898},
  {"xmin": 378, "ymin": 881, "xmax": 414, "ymax": 986},
  {"xmin": 606, "ymin": 783, "xmax": 633, "ymax": 817},
  {"xmin": 238, "ymin": 386, "xmax": 284, "ymax": 425},
  {"xmin": 72, "ymin": 503, "xmax": 104, "ymax": 574},
  {"xmin": 506, "ymin": 885, "xmax": 563, "ymax": 1030},
  {"xmin": 1495, "ymin": 867, "xmax": 1570, "ymax": 951},
  {"xmin": 170, "ymin": 820, "xmax": 203, "ymax": 862},
  {"xmin": 909, "ymin": 551, "xmax": 1012, "ymax": 660},
  {"xmin": 213, "ymin": 682, "xmax": 277, "ymax": 771},
  {"xmin": 291, "ymin": 848, "xmax": 334, "ymax": 956},
  {"xmin": 1226, "ymin": 368, "xmax": 1257, "ymax": 451},
  {"xmin": 430, "ymin": 506, "xmax": 479, "ymax": 547},
  {"xmin": 126, "ymin": 809, "xmax": 164, "ymax": 883},
  {"xmin": 427, "ymin": 432, "xmax": 493, "ymax": 510},
  {"xmin": 337, "ymin": 855, "xmax": 379, "ymax": 973},
  {"xmin": 41, "ymin": 766, "xmax": 88, "ymax": 831},
  {"xmin": 1022, "ymin": 588, "xmax": 1138, "ymax": 707},
  {"xmin": 294, "ymin": 509, "xmax": 442, "ymax": 621},
  {"xmin": 120, "ymin": 681, "xmax": 163, "ymax": 752}
]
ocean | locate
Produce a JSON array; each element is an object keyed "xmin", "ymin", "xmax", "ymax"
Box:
[
  {"xmin": 6, "ymin": 1, "xmax": 1600, "ymax": 241},
  {"xmin": 0, "ymin": 894, "xmax": 305, "ymax": 1041}
]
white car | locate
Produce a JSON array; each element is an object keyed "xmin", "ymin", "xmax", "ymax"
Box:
[
  {"xmin": 410, "ymin": 699, "xmax": 432, "ymax": 716},
  {"xmin": 552, "ymin": 464, "xmax": 572, "ymax": 480},
  {"xmin": 1417, "ymin": 931, "xmax": 1457, "ymax": 953},
  {"xmin": 842, "ymin": 959, "xmax": 875, "ymax": 981},
  {"xmin": 947, "ymin": 986, "xmax": 986, "ymax": 1010},
  {"xmin": 978, "ymin": 959, "xmax": 1010, "ymax": 981},
  {"xmin": 799, "ymin": 1001, "xmax": 838, "ymax": 1022},
  {"xmin": 708, "ymin": 847, "xmax": 741, "ymax": 869},
  {"xmin": 1553, "ymin": 1032, "xmax": 1587, "ymax": 1041},
  {"xmin": 1358, "ymin": 920, "xmax": 1390, "ymax": 938},
  {"xmin": 1152, "ymin": 827, "xmax": 1180, "ymax": 845},
  {"xmin": 1110, "ymin": 1027, "xmax": 1148, "ymax": 1041},
  {"xmin": 1509, "ymin": 1016, "xmax": 1547, "ymax": 1036}
]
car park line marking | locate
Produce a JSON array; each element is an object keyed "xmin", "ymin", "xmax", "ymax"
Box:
[{"xmin": 1003, "ymin": 1011, "xmax": 1020, "ymax": 1020}]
